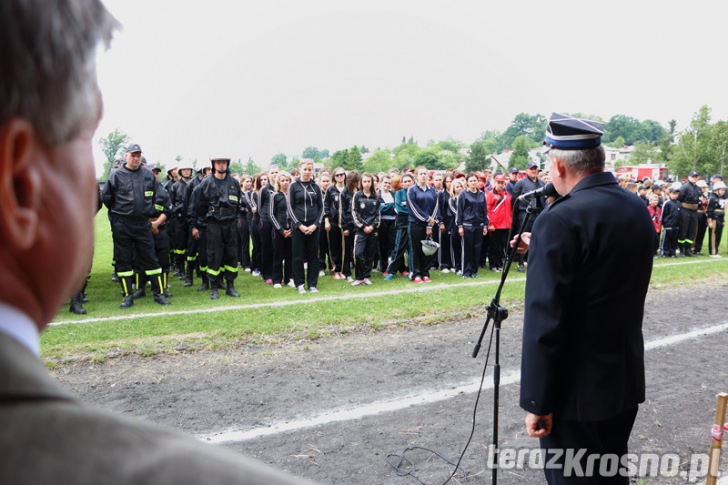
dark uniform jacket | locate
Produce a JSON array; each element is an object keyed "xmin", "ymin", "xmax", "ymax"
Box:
[
  {"xmin": 677, "ymin": 181, "xmax": 702, "ymax": 206},
  {"xmin": 406, "ymin": 184, "xmax": 438, "ymax": 225},
  {"xmin": 101, "ymin": 165, "xmax": 157, "ymax": 221},
  {"xmin": 661, "ymin": 199, "xmax": 681, "ymax": 228},
  {"xmin": 190, "ymin": 175, "xmax": 241, "ymax": 226},
  {"xmin": 169, "ymin": 179, "xmax": 190, "ymax": 217},
  {"xmin": 351, "ymin": 190, "xmax": 381, "ymax": 230},
  {"xmin": 324, "ymin": 185, "xmax": 352, "ymax": 230},
  {"xmin": 456, "ymin": 189, "xmax": 487, "ymax": 228},
  {"xmin": 270, "ymin": 191, "xmax": 290, "ymax": 235},
  {"xmin": 520, "ymin": 171, "xmax": 654, "ymax": 422},
  {"xmin": 707, "ymin": 192, "xmax": 726, "ymax": 220},
  {"xmin": 510, "ymin": 176, "xmax": 545, "ymax": 214},
  {"xmin": 288, "ymin": 178, "xmax": 324, "ymax": 227}
]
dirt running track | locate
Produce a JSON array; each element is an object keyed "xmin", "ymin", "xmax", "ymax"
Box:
[{"xmin": 52, "ymin": 283, "xmax": 728, "ymax": 484}]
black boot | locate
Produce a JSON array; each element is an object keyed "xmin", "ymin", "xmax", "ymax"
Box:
[
  {"xmin": 226, "ymin": 280, "xmax": 240, "ymax": 298},
  {"xmin": 111, "ymin": 269, "xmax": 119, "ymax": 282},
  {"xmin": 682, "ymin": 243, "xmax": 693, "ymax": 257},
  {"xmin": 197, "ymin": 273, "xmax": 209, "ymax": 291},
  {"xmin": 119, "ymin": 276, "xmax": 134, "ymax": 308},
  {"xmin": 132, "ymin": 273, "xmax": 146, "ymax": 300},
  {"xmin": 163, "ymin": 271, "xmax": 173, "ymax": 298},
  {"xmin": 151, "ymin": 273, "xmax": 171, "ymax": 305},
  {"xmin": 184, "ymin": 263, "xmax": 194, "ymax": 288},
  {"xmin": 210, "ymin": 279, "xmax": 219, "ymax": 300},
  {"xmin": 69, "ymin": 293, "xmax": 87, "ymax": 315}
]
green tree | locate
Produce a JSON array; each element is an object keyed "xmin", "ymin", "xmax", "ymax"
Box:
[
  {"xmin": 671, "ymin": 105, "xmax": 712, "ymax": 178},
  {"xmin": 98, "ymin": 128, "xmax": 129, "ymax": 180},
  {"xmin": 413, "ymin": 148, "xmax": 439, "ymax": 169},
  {"xmin": 271, "ymin": 153, "xmax": 288, "ymax": 170},
  {"xmin": 626, "ymin": 142, "xmax": 660, "ymax": 167},
  {"xmin": 362, "ymin": 149, "xmax": 393, "ymax": 174},
  {"xmin": 229, "ymin": 159, "xmax": 244, "ymax": 176},
  {"xmin": 243, "ymin": 157, "xmax": 262, "ymax": 176},
  {"xmin": 657, "ymin": 120, "xmax": 677, "ymax": 164},
  {"xmin": 465, "ymin": 140, "xmax": 488, "ymax": 173},
  {"xmin": 392, "ymin": 142, "xmax": 421, "ymax": 170},
  {"xmin": 345, "ymin": 146, "xmax": 363, "ymax": 171},
  {"xmin": 604, "ymin": 115, "xmax": 643, "ymax": 145},
  {"xmin": 509, "ymin": 135, "xmax": 532, "ymax": 169},
  {"xmin": 302, "ymin": 146, "xmax": 321, "ymax": 160},
  {"xmin": 502, "ymin": 113, "xmax": 548, "ymax": 148}
]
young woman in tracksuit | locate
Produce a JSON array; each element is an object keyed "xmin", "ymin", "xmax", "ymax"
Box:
[
  {"xmin": 377, "ymin": 175, "xmax": 396, "ymax": 273},
  {"xmin": 457, "ymin": 173, "xmax": 488, "ymax": 278},
  {"xmin": 485, "ymin": 174, "xmax": 512, "ymax": 272},
  {"xmin": 237, "ymin": 175, "xmax": 253, "ymax": 271},
  {"xmin": 249, "ymin": 172, "xmax": 268, "ymax": 277},
  {"xmin": 437, "ymin": 175, "xmax": 453, "ymax": 272},
  {"xmin": 351, "ymin": 173, "xmax": 381, "ymax": 286},
  {"xmin": 407, "ymin": 166, "xmax": 439, "ymax": 283},
  {"xmin": 447, "ymin": 178, "xmax": 464, "ymax": 275},
  {"xmin": 324, "ymin": 167, "xmax": 350, "ymax": 280},
  {"xmin": 257, "ymin": 170, "xmax": 276, "ymax": 284},
  {"xmin": 384, "ymin": 173, "xmax": 413, "ymax": 280},
  {"xmin": 270, "ymin": 171, "xmax": 292, "ymax": 288},
  {"xmin": 288, "ymin": 159, "xmax": 324, "ymax": 293}
]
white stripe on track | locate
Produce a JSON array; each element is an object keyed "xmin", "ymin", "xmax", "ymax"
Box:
[
  {"xmin": 50, "ymin": 278, "xmax": 522, "ymax": 327},
  {"xmin": 196, "ymin": 320, "xmax": 728, "ymax": 445}
]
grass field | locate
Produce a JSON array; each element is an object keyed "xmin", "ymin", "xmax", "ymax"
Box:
[{"xmin": 41, "ymin": 208, "xmax": 728, "ymax": 363}]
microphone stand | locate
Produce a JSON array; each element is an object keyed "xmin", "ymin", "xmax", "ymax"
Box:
[{"xmin": 472, "ymin": 195, "xmax": 539, "ymax": 485}]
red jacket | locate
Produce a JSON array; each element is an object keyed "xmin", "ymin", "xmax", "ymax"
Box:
[
  {"xmin": 648, "ymin": 204, "xmax": 661, "ymax": 233},
  {"xmin": 486, "ymin": 188, "xmax": 512, "ymax": 229}
]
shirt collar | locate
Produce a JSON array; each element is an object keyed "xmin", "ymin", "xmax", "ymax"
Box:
[{"xmin": 0, "ymin": 302, "xmax": 41, "ymax": 356}]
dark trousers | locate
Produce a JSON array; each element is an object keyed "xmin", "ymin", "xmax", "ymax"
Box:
[
  {"xmin": 354, "ymin": 230, "xmax": 377, "ymax": 280},
  {"xmin": 408, "ymin": 221, "xmax": 432, "ymax": 279},
  {"xmin": 319, "ymin": 225, "xmax": 330, "ymax": 272},
  {"xmin": 259, "ymin": 220, "xmax": 274, "ymax": 280},
  {"xmin": 461, "ymin": 225, "xmax": 483, "ymax": 277},
  {"xmin": 170, "ymin": 216, "xmax": 188, "ymax": 268},
  {"xmin": 327, "ymin": 225, "xmax": 344, "ymax": 273},
  {"xmin": 272, "ymin": 229, "xmax": 292, "ymax": 285},
  {"xmin": 709, "ymin": 218, "xmax": 724, "ymax": 254},
  {"xmin": 540, "ymin": 406, "xmax": 638, "ymax": 485},
  {"xmin": 438, "ymin": 228, "xmax": 452, "ymax": 270},
  {"xmin": 450, "ymin": 232, "xmax": 462, "ymax": 273},
  {"xmin": 694, "ymin": 212, "xmax": 707, "ymax": 253},
  {"xmin": 342, "ymin": 231, "xmax": 354, "ymax": 277},
  {"xmin": 237, "ymin": 215, "xmax": 251, "ymax": 268},
  {"xmin": 292, "ymin": 225, "xmax": 319, "ymax": 289},
  {"xmin": 111, "ymin": 216, "xmax": 162, "ymax": 296},
  {"xmin": 206, "ymin": 220, "xmax": 238, "ymax": 284},
  {"xmin": 386, "ymin": 219, "xmax": 409, "ymax": 275},
  {"xmin": 378, "ymin": 218, "xmax": 396, "ymax": 272},
  {"xmin": 249, "ymin": 217, "xmax": 261, "ymax": 272},
  {"xmin": 661, "ymin": 227, "xmax": 678, "ymax": 256},
  {"xmin": 678, "ymin": 209, "xmax": 698, "ymax": 246},
  {"xmin": 488, "ymin": 228, "xmax": 509, "ymax": 270}
]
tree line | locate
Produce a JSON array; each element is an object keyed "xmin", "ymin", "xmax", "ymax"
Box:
[{"xmin": 99, "ymin": 106, "xmax": 727, "ymax": 181}]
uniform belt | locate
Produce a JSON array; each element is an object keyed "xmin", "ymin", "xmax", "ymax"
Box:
[
  {"xmin": 681, "ymin": 203, "xmax": 698, "ymax": 210},
  {"xmin": 208, "ymin": 207, "xmax": 236, "ymax": 217},
  {"xmin": 714, "ymin": 209, "xmax": 725, "ymax": 214},
  {"xmin": 698, "ymin": 210, "xmax": 706, "ymax": 213}
]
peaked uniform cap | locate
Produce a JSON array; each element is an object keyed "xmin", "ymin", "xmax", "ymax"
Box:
[{"xmin": 544, "ymin": 113, "xmax": 603, "ymax": 152}]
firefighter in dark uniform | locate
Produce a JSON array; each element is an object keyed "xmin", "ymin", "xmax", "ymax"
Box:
[
  {"xmin": 519, "ymin": 113, "xmax": 654, "ymax": 484},
  {"xmin": 101, "ymin": 143, "xmax": 170, "ymax": 308},
  {"xmin": 185, "ymin": 166, "xmax": 211, "ymax": 290},
  {"xmin": 677, "ymin": 170, "xmax": 702, "ymax": 256},
  {"xmin": 510, "ymin": 160, "xmax": 545, "ymax": 272},
  {"xmin": 169, "ymin": 163, "xmax": 194, "ymax": 285},
  {"xmin": 133, "ymin": 164, "xmax": 173, "ymax": 301},
  {"xmin": 693, "ymin": 179, "xmax": 709, "ymax": 254},
  {"xmin": 707, "ymin": 181, "xmax": 727, "ymax": 255},
  {"xmin": 190, "ymin": 157, "xmax": 241, "ymax": 300}
]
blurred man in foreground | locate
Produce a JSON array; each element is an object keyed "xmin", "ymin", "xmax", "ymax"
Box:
[{"xmin": 0, "ymin": 1, "xmax": 314, "ymax": 483}]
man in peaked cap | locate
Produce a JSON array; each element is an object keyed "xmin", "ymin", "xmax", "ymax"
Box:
[
  {"xmin": 516, "ymin": 112, "xmax": 654, "ymax": 484},
  {"xmin": 509, "ymin": 160, "xmax": 545, "ymax": 272},
  {"xmin": 101, "ymin": 144, "xmax": 171, "ymax": 308}
]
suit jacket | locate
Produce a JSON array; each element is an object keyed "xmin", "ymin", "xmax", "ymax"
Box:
[
  {"xmin": 0, "ymin": 333, "xmax": 316, "ymax": 485},
  {"xmin": 519, "ymin": 171, "xmax": 655, "ymax": 422}
]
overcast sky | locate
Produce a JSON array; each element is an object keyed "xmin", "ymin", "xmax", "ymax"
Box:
[{"xmin": 94, "ymin": 0, "xmax": 728, "ymax": 174}]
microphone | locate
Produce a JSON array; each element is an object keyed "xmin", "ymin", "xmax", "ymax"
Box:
[{"xmin": 517, "ymin": 182, "xmax": 558, "ymax": 201}]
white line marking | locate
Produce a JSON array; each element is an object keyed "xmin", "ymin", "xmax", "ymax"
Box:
[
  {"xmin": 196, "ymin": 320, "xmax": 728, "ymax": 445},
  {"xmin": 50, "ymin": 257, "xmax": 728, "ymax": 326}
]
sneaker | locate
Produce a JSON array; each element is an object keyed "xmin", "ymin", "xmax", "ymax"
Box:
[
  {"xmin": 401, "ymin": 271, "xmax": 409, "ymax": 277},
  {"xmin": 309, "ymin": 287, "xmax": 319, "ymax": 293},
  {"xmin": 456, "ymin": 270, "xmax": 462, "ymax": 276},
  {"xmin": 346, "ymin": 276, "xmax": 354, "ymax": 282},
  {"xmin": 422, "ymin": 276, "xmax": 431, "ymax": 282},
  {"xmin": 491, "ymin": 267, "xmax": 502, "ymax": 273},
  {"xmin": 371, "ymin": 268, "xmax": 381, "ymax": 273},
  {"xmin": 384, "ymin": 273, "xmax": 394, "ymax": 281},
  {"xmin": 382, "ymin": 272, "xmax": 389, "ymax": 278},
  {"xmin": 351, "ymin": 280, "xmax": 364, "ymax": 286},
  {"xmin": 273, "ymin": 283, "xmax": 282, "ymax": 289},
  {"xmin": 332, "ymin": 272, "xmax": 341, "ymax": 280},
  {"xmin": 440, "ymin": 268, "xmax": 450, "ymax": 273},
  {"xmin": 244, "ymin": 267, "xmax": 251, "ymax": 272},
  {"xmin": 297, "ymin": 285, "xmax": 306, "ymax": 294},
  {"xmin": 287, "ymin": 280, "xmax": 296, "ymax": 288},
  {"xmin": 412, "ymin": 277, "xmax": 423, "ymax": 284},
  {"xmin": 318, "ymin": 270, "xmax": 325, "ymax": 277},
  {"xmin": 517, "ymin": 264, "xmax": 525, "ymax": 273},
  {"xmin": 363, "ymin": 278, "xmax": 373, "ymax": 285},
  {"xmin": 265, "ymin": 279, "xmax": 273, "ymax": 285},
  {"xmin": 251, "ymin": 269, "xmax": 261, "ymax": 277}
]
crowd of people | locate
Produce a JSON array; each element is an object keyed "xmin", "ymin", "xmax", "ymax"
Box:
[{"xmin": 74, "ymin": 143, "xmax": 725, "ymax": 315}]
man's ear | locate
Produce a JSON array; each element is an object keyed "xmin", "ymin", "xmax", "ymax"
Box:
[{"xmin": 0, "ymin": 119, "xmax": 42, "ymax": 251}]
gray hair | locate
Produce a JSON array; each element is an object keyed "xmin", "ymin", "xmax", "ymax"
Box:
[
  {"xmin": 0, "ymin": 0, "xmax": 119, "ymax": 146},
  {"xmin": 546, "ymin": 145, "xmax": 605, "ymax": 176}
]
